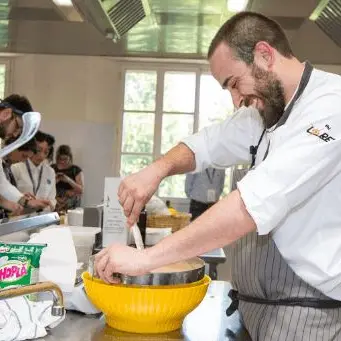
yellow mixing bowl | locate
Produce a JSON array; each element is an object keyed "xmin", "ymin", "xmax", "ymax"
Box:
[{"xmin": 82, "ymin": 272, "xmax": 211, "ymax": 334}]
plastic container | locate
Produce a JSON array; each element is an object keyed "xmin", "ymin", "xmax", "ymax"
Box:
[
  {"xmin": 69, "ymin": 226, "xmax": 101, "ymax": 265},
  {"xmin": 145, "ymin": 227, "xmax": 172, "ymax": 246},
  {"xmin": 67, "ymin": 208, "xmax": 84, "ymax": 226}
]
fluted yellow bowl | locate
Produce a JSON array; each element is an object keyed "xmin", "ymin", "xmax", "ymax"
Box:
[{"xmin": 82, "ymin": 272, "xmax": 210, "ymax": 334}]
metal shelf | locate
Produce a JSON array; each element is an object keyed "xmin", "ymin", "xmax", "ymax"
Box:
[{"xmin": 0, "ymin": 212, "xmax": 60, "ymax": 237}]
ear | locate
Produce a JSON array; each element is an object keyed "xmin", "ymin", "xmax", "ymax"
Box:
[
  {"xmin": 0, "ymin": 108, "xmax": 12, "ymax": 121},
  {"xmin": 253, "ymin": 41, "xmax": 274, "ymax": 71}
]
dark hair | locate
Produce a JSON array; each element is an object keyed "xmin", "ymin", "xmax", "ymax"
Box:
[
  {"xmin": 34, "ymin": 131, "xmax": 55, "ymax": 162},
  {"xmin": 5, "ymin": 136, "xmax": 37, "ymax": 152},
  {"xmin": 35, "ymin": 131, "xmax": 48, "ymax": 144},
  {"xmin": 3, "ymin": 94, "xmax": 33, "ymax": 114},
  {"xmin": 35, "ymin": 131, "xmax": 55, "ymax": 146},
  {"xmin": 56, "ymin": 145, "xmax": 73, "ymax": 163},
  {"xmin": 208, "ymin": 12, "xmax": 293, "ymax": 64}
]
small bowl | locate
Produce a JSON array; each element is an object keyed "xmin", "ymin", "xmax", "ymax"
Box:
[{"xmin": 82, "ymin": 272, "xmax": 210, "ymax": 334}]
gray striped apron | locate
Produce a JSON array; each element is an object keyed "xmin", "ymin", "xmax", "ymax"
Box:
[{"xmin": 229, "ymin": 62, "xmax": 341, "ymax": 340}]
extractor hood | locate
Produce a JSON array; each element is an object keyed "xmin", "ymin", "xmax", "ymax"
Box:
[
  {"xmin": 310, "ymin": 0, "xmax": 341, "ymax": 48},
  {"xmin": 71, "ymin": 0, "xmax": 151, "ymax": 42}
]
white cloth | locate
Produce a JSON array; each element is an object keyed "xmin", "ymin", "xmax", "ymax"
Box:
[
  {"xmin": 0, "ymin": 161, "xmax": 22, "ymax": 203},
  {"xmin": 182, "ymin": 68, "xmax": 341, "ymax": 300},
  {"xmin": 29, "ymin": 227, "xmax": 77, "ymax": 294},
  {"xmin": 11, "ymin": 159, "xmax": 56, "ymax": 210},
  {"xmin": 0, "ymin": 296, "xmax": 64, "ymax": 341}
]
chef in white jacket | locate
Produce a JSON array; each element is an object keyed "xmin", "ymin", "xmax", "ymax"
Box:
[
  {"xmin": 0, "ymin": 95, "xmax": 51, "ymax": 213},
  {"xmin": 96, "ymin": 12, "xmax": 341, "ymax": 340},
  {"xmin": 11, "ymin": 131, "xmax": 56, "ymax": 212}
]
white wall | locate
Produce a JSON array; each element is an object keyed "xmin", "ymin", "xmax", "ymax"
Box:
[
  {"xmin": 10, "ymin": 54, "xmax": 122, "ymax": 205},
  {"xmin": 315, "ymin": 64, "xmax": 341, "ymax": 75}
]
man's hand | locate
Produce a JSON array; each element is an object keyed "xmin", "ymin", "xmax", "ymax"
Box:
[
  {"xmin": 94, "ymin": 244, "xmax": 151, "ymax": 284},
  {"xmin": 2, "ymin": 200, "xmax": 24, "ymax": 216},
  {"xmin": 27, "ymin": 198, "xmax": 51, "ymax": 210},
  {"xmin": 56, "ymin": 173, "xmax": 66, "ymax": 183},
  {"xmin": 23, "ymin": 193, "xmax": 35, "ymax": 200},
  {"xmin": 118, "ymin": 164, "xmax": 165, "ymax": 226}
]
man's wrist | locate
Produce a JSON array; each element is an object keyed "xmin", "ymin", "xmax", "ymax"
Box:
[
  {"xmin": 18, "ymin": 196, "xmax": 29, "ymax": 208},
  {"xmin": 151, "ymin": 159, "xmax": 172, "ymax": 181}
]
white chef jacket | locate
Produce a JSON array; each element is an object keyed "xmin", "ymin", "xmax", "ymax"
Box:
[
  {"xmin": 0, "ymin": 161, "xmax": 22, "ymax": 202},
  {"xmin": 11, "ymin": 159, "xmax": 56, "ymax": 211},
  {"xmin": 182, "ymin": 67, "xmax": 341, "ymax": 300}
]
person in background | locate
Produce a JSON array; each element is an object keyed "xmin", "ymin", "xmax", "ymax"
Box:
[
  {"xmin": 2, "ymin": 137, "xmax": 37, "ymax": 186},
  {"xmin": 52, "ymin": 145, "xmax": 84, "ymax": 212},
  {"xmin": 11, "ymin": 131, "xmax": 56, "ymax": 212},
  {"xmin": 185, "ymin": 167, "xmax": 225, "ymax": 220},
  {"xmin": 0, "ymin": 94, "xmax": 51, "ymax": 214},
  {"xmin": 45, "ymin": 133, "xmax": 55, "ymax": 165}
]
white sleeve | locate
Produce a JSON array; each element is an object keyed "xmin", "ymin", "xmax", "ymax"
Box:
[
  {"xmin": 238, "ymin": 93, "xmax": 341, "ymax": 235},
  {"xmin": 181, "ymin": 106, "xmax": 264, "ymax": 172},
  {"xmin": 0, "ymin": 162, "xmax": 22, "ymax": 202},
  {"xmin": 47, "ymin": 168, "xmax": 56, "ymax": 210}
]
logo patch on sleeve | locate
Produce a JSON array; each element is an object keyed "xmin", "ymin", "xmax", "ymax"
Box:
[{"xmin": 307, "ymin": 124, "xmax": 335, "ymax": 142}]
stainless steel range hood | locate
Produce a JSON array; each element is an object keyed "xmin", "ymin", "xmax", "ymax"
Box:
[
  {"xmin": 72, "ymin": 0, "xmax": 151, "ymax": 42},
  {"xmin": 310, "ymin": 0, "xmax": 341, "ymax": 48}
]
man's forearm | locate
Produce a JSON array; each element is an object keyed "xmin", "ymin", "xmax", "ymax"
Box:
[
  {"xmin": 152, "ymin": 143, "xmax": 196, "ymax": 180},
  {"xmin": 144, "ymin": 190, "xmax": 256, "ymax": 270}
]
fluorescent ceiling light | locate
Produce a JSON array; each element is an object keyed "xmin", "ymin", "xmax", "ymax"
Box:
[
  {"xmin": 227, "ymin": 0, "xmax": 249, "ymax": 12},
  {"xmin": 52, "ymin": 0, "xmax": 73, "ymax": 6},
  {"xmin": 309, "ymin": 0, "xmax": 331, "ymax": 21}
]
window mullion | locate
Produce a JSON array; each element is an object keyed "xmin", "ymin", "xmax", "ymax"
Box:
[
  {"xmin": 116, "ymin": 68, "xmax": 126, "ymax": 177},
  {"xmin": 193, "ymin": 69, "xmax": 201, "ymax": 133},
  {"xmin": 154, "ymin": 70, "xmax": 164, "ymax": 160}
]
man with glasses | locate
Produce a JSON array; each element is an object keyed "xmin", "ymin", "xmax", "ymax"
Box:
[{"xmin": 0, "ymin": 94, "xmax": 52, "ymax": 214}]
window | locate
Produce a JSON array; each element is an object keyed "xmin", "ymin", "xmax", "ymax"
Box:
[
  {"xmin": 121, "ymin": 71, "xmax": 156, "ymax": 177},
  {"xmin": 0, "ymin": 63, "xmax": 7, "ymax": 99},
  {"xmin": 119, "ymin": 66, "xmax": 234, "ymax": 198}
]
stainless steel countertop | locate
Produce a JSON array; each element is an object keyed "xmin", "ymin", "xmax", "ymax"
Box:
[
  {"xmin": 200, "ymin": 248, "xmax": 226, "ymax": 264},
  {"xmin": 41, "ymin": 281, "xmax": 251, "ymax": 341}
]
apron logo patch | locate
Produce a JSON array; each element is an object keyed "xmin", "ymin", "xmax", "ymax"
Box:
[
  {"xmin": 307, "ymin": 125, "xmax": 335, "ymax": 142},
  {"xmin": 47, "ymin": 179, "xmax": 51, "ymax": 184}
]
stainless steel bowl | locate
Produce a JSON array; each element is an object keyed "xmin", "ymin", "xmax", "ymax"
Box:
[{"xmin": 88, "ymin": 256, "xmax": 205, "ymax": 286}]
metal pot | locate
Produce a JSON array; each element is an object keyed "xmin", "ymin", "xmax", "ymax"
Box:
[{"xmin": 88, "ymin": 256, "xmax": 205, "ymax": 286}]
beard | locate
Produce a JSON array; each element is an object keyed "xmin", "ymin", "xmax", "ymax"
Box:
[{"xmin": 244, "ymin": 64, "xmax": 286, "ymax": 129}]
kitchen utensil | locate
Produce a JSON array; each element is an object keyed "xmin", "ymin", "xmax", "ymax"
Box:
[
  {"xmin": 88, "ymin": 255, "xmax": 205, "ymax": 285},
  {"xmin": 82, "ymin": 271, "xmax": 210, "ymax": 334},
  {"xmin": 131, "ymin": 223, "xmax": 144, "ymax": 250},
  {"xmin": 0, "ymin": 112, "xmax": 41, "ymax": 158}
]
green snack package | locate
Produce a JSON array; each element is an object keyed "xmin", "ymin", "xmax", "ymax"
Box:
[{"xmin": 0, "ymin": 242, "xmax": 47, "ymax": 294}]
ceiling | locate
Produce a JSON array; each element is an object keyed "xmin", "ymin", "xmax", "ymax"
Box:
[{"xmin": 1, "ymin": 0, "xmax": 341, "ymax": 64}]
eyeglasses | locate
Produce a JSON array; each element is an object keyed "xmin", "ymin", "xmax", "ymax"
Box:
[
  {"xmin": 0, "ymin": 100, "xmax": 24, "ymax": 116},
  {"xmin": 0, "ymin": 100, "xmax": 25, "ymax": 137}
]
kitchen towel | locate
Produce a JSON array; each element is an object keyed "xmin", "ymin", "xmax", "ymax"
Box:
[
  {"xmin": 28, "ymin": 227, "xmax": 78, "ymax": 293},
  {"xmin": 0, "ymin": 296, "xmax": 64, "ymax": 341}
]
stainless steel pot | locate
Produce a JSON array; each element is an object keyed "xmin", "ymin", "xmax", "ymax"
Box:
[{"xmin": 88, "ymin": 256, "xmax": 205, "ymax": 286}]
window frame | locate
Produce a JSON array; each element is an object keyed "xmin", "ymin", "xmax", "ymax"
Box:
[
  {"xmin": 0, "ymin": 58, "xmax": 12, "ymax": 98},
  {"xmin": 116, "ymin": 62, "xmax": 233, "ymax": 199}
]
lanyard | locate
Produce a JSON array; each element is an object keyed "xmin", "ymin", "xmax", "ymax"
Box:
[
  {"xmin": 249, "ymin": 62, "xmax": 314, "ymax": 168},
  {"xmin": 206, "ymin": 168, "xmax": 216, "ymax": 184},
  {"xmin": 25, "ymin": 160, "xmax": 44, "ymax": 196}
]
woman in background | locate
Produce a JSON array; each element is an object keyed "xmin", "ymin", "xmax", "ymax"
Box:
[
  {"xmin": 11, "ymin": 131, "xmax": 56, "ymax": 212},
  {"xmin": 52, "ymin": 145, "xmax": 84, "ymax": 212}
]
